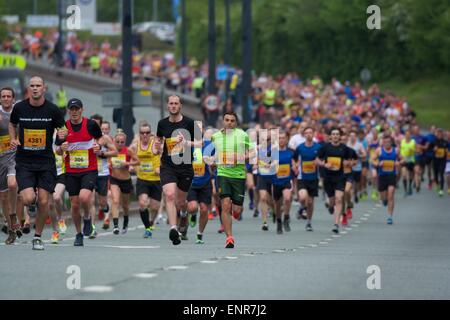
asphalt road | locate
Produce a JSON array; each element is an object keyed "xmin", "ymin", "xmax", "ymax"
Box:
[{"xmin": 1, "ymin": 186, "xmax": 449, "ymax": 300}]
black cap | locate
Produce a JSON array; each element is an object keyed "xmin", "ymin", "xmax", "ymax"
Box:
[{"xmin": 67, "ymin": 98, "xmax": 83, "ymax": 109}]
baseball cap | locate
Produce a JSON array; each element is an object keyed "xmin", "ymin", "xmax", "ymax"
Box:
[{"xmin": 67, "ymin": 98, "xmax": 83, "ymax": 109}]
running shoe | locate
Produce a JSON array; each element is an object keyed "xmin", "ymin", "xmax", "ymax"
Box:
[
  {"xmin": 371, "ymin": 191, "xmax": 379, "ymax": 201},
  {"xmin": 32, "ymin": 237, "xmax": 44, "ymax": 250},
  {"xmin": 387, "ymin": 216, "xmax": 393, "ymax": 225},
  {"xmin": 58, "ymin": 219, "xmax": 67, "ymax": 234},
  {"xmin": 149, "ymin": 225, "xmax": 155, "ymax": 231},
  {"xmin": 189, "ymin": 214, "xmax": 197, "ymax": 228},
  {"xmin": 208, "ymin": 212, "xmax": 215, "ymax": 220},
  {"xmin": 196, "ymin": 234, "xmax": 204, "ymax": 244},
  {"xmin": 11, "ymin": 223, "xmax": 22, "ymax": 238},
  {"xmin": 332, "ymin": 224, "xmax": 339, "ymax": 234},
  {"xmin": 253, "ymin": 209, "xmax": 259, "ymax": 218},
  {"xmin": 28, "ymin": 204, "xmax": 37, "ymax": 218},
  {"xmin": 1, "ymin": 224, "xmax": 7, "ymax": 234},
  {"xmin": 121, "ymin": 227, "xmax": 128, "ymax": 235},
  {"xmin": 98, "ymin": 209, "xmax": 105, "ymax": 221},
  {"xmin": 74, "ymin": 233, "xmax": 84, "ymax": 246},
  {"xmin": 45, "ymin": 216, "xmax": 51, "ymax": 225},
  {"xmin": 341, "ymin": 214, "xmax": 348, "ymax": 226},
  {"xmin": 305, "ymin": 223, "xmax": 313, "ymax": 232},
  {"xmin": 383, "ymin": 199, "xmax": 388, "ymax": 206},
  {"xmin": 113, "ymin": 227, "xmax": 120, "ymax": 235},
  {"xmin": 297, "ymin": 207, "xmax": 307, "ymax": 220},
  {"xmin": 169, "ymin": 228, "xmax": 181, "ymax": 245},
  {"xmin": 354, "ymin": 194, "xmax": 359, "ymax": 204},
  {"xmin": 143, "ymin": 228, "xmax": 152, "ymax": 238},
  {"xmin": 180, "ymin": 231, "xmax": 188, "ymax": 241},
  {"xmin": 83, "ymin": 219, "xmax": 92, "ymax": 237},
  {"xmin": 262, "ymin": 222, "xmax": 269, "ymax": 231},
  {"xmin": 328, "ymin": 205, "xmax": 334, "ymax": 215},
  {"xmin": 249, "ymin": 201, "xmax": 254, "ymax": 210},
  {"xmin": 51, "ymin": 231, "xmax": 60, "ymax": 244},
  {"xmin": 89, "ymin": 226, "xmax": 97, "ymax": 239},
  {"xmin": 346, "ymin": 208, "xmax": 353, "ymax": 220},
  {"xmin": 271, "ymin": 211, "xmax": 276, "ymax": 224},
  {"xmin": 218, "ymin": 224, "xmax": 225, "ymax": 234},
  {"xmin": 276, "ymin": 221, "xmax": 283, "ymax": 234},
  {"xmin": 225, "ymin": 236, "xmax": 235, "ymax": 249},
  {"xmin": 232, "ymin": 211, "xmax": 241, "ymax": 221},
  {"xmin": 438, "ymin": 190, "xmax": 444, "ymax": 197},
  {"xmin": 22, "ymin": 223, "xmax": 31, "ymax": 234},
  {"xmin": 102, "ymin": 218, "xmax": 110, "ymax": 230},
  {"xmin": 283, "ymin": 217, "xmax": 291, "ymax": 232},
  {"xmin": 5, "ymin": 230, "xmax": 17, "ymax": 245}
]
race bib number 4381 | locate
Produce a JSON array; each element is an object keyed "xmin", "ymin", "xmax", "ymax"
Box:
[{"xmin": 24, "ymin": 129, "xmax": 46, "ymax": 151}]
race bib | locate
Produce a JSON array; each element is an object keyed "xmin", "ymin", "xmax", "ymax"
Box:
[
  {"xmin": 220, "ymin": 152, "xmax": 237, "ymax": 166},
  {"xmin": 302, "ymin": 161, "xmax": 316, "ymax": 174},
  {"xmin": 327, "ymin": 157, "xmax": 342, "ymax": 171},
  {"xmin": 140, "ymin": 161, "xmax": 153, "ymax": 173},
  {"xmin": 382, "ymin": 160, "xmax": 395, "ymax": 172},
  {"xmin": 111, "ymin": 154, "xmax": 126, "ymax": 169},
  {"xmin": 435, "ymin": 148, "xmax": 445, "ymax": 158},
  {"xmin": 69, "ymin": 150, "xmax": 89, "ymax": 169},
  {"xmin": 24, "ymin": 129, "xmax": 46, "ymax": 150},
  {"xmin": 166, "ymin": 137, "xmax": 183, "ymax": 156},
  {"xmin": 193, "ymin": 162, "xmax": 206, "ymax": 177},
  {"xmin": 55, "ymin": 153, "xmax": 63, "ymax": 168},
  {"xmin": 258, "ymin": 160, "xmax": 272, "ymax": 175},
  {"xmin": 277, "ymin": 164, "xmax": 290, "ymax": 178},
  {"xmin": 0, "ymin": 135, "xmax": 10, "ymax": 154}
]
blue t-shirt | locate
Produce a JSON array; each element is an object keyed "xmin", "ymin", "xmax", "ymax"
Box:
[
  {"xmin": 192, "ymin": 140, "xmax": 213, "ymax": 187},
  {"xmin": 294, "ymin": 142, "xmax": 321, "ymax": 181},
  {"xmin": 272, "ymin": 149, "xmax": 294, "ymax": 185},
  {"xmin": 425, "ymin": 134, "xmax": 436, "ymax": 157},
  {"xmin": 412, "ymin": 134, "xmax": 426, "ymax": 159}
]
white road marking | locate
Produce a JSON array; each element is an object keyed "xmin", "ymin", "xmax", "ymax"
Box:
[
  {"xmin": 332, "ymin": 235, "xmax": 341, "ymax": 238},
  {"xmin": 200, "ymin": 260, "xmax": 218, "ymax": 264},
  {"xmin": 225, "ymin": 256, "xmax": 238, "ymax": 260},
  {"xmin": 82, "ymin": 286, "xmax": 114, "ymax": 293},
  {"xmin": 351, "ymin": 224, "xmax": 359, "ymax": 227},
  {"xmin": 134, "ymin": 273, "xmax": 158, "ymax": 279},
  {"xmin": 166, "ymin": 266, "xmax": 189, "ymax": 270},
  {"xmin": 319, "ymin": 241, "xmax": 328, "ymax": 245},
  {"xmin": 340, "ymin": 231, "xmax": 348, "ymax": 234},
  {"xmin": 361, "ymin": 217, "xmax": 368, "ymax": 221}
]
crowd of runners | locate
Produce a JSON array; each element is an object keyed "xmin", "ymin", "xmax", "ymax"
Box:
[{"xmin": 1, "ymin": 75, "xmax": 449, "ymax": 250}]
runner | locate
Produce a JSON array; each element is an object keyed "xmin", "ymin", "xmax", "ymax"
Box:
[
  {"xmin": 57, "ymin": 98, "xmax": 103, "ymax": 246},
  {"xmin": 317, "ymin": 127, "xmax": 351, "ymax": 234},
  {"xmin": 211, "ymin": 111, "xmax": 252, "ymax": 248},
  {"xmin": 424, "ymin": 126, "xmax": 436, "ymax": 190},
  {"xmin": 411, "ymin": 125, "xmax": 426, "ymax": 193},
  {"xmin": 89, "ymin": 114, "xmax": 117, "ymax": 235},
  {"xmin": 358, "ymin": 129, "xmax": 370, "ymax": 201},
  {"xmin": 272, "ymin": 129, "xmax": 293, "ymax": 234},
  {"xmin": 155, "ymin": 95, "xmax": 199, "ymax": 246},
  {"xmin": 110, "ymin": 130, "xmax": 139, "ymax": 235},
  {"xmin": 400, "ymin": 129, "xmax": 416, "ymax": 197},
  {"xmin": 368, "ymin": 128, "xmax": 380, "ymax": 201},
  {"xmin": 293, "ymin": 126, "xmax": 321, "ymax": 232},
  {"xmin": 186, "ymin": 131, "xmax": 214, "ymax": 243},
  {"xmin": 342, "ymin": 130, "xmax": 357, "ymax": 226},
  {"xmin": 372, "ymin": 133, "xmax": 401, "ymax": 224},
  {"xmin": 430, "ymin": 129, "xmax": 448, "ymax": 197},
  {"xmin": 0, "ymin": 87, "xmax": 22, "ymax": 244},
  {"xmin": 9, "ymin": 76, "xmax": 67, "ymax": 250},
  {"xmin": 348, "ymin": 129, "xmax": 366, "ymax": 205},
  {"xmin": 446, "ymin": 130, "xmax": 450, "ymax": 194},
  {"xmin": 129, "ymin": 121, "xmax": 162, "ymax": 239}
]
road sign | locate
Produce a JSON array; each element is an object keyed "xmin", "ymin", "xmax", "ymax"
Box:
[
  {"xmin": 102, "ymin": 88, "xmax": 153, "ymax": 108},
  {"xmin": 204, "ymin": 94, "xmax": 220, "ymax": 111}
]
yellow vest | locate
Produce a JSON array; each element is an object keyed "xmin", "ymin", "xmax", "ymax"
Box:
[
  {"xmin": 264, "ymin": 89, "xmax": 276, "ymax": 106},
  {"xmin": 136, "ymin": 139, "xmax": 161, "ymax": 181}
]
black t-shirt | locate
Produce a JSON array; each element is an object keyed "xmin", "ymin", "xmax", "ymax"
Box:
[
  {"xmin": 430, "ymin": 138, "xmax": 448, "ymax": 160},
  {"xmin": 156, "ymin": 115, "xmax": 198, "ymax": 168},
  {"xmin": 10, "ymin": 99, "xmax": 65, "ymax": 164},
  {"xmin": 317, "ymin": 142, "xmax": 351, "ymax": 178}
]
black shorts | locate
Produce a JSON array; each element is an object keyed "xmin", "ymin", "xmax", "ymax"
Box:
[
  {"xmin": 378, "ymin": 175, "xmax": 397, "ymax": 192},
  {"xmin": 256, "ymin": 175, "xmax": 273, "ymax": 194},
  {"xmin": 136, "ymin": 179, "xmax": 162, "ymax": 201},
  {"xmin": 56, "ymin": 174, "xmax": 66, "ymax": 186},
  {"xmin": 110, "ymin": 176, "xmax": 134, "ymax": 194},
  {"xmin": 402, "ymin": 162, "xmax": 415, "ymax": 172},
  {"xmin": 362, "ymin": 161, "xmax": 369, "ymax": 169},
  {"xmin": 323, "ymin": 177, "xmax": 345, "ymax": 198},
  {"xmin": 424, "ymin": 156, "xmax": 433, "ymax": 165},
  {"xmin": 272, "ymin": 182, "xmax": 292, "ymax": 201},
  {"xmin": 217, "ymin": 176, "xmax": 246, "ymax": 206},
  {"xmin": 415, "ymin": 157, "xmax": 426, "ymax": 168},
  {"xmin": 65, "ymin": 171, "xmax": 97, "ymax": 197},
  {"xmin": 160, "ymin": 164, "xmax": 193, "ymax": 193},
  {"xmin": 297, "ymin": 179, "xmax": 319, "ymax": 198},
  {"xmin": 344, "ymin": 173, "xmax": 353, "ymax": 184},
  {"xmin": 352, "ymin": 171, "xmax": 362, "ymax": 183},
  {"xmin": 16, "ymin": 162, "xmax": 56, "ymax": 194},
  {"xmin": 95, "ymin": 176, "xmax": 109, "ymax": 197},
  {"xmin": 187, "ymin": 181, "xmax": 213, "ymax": 205}
]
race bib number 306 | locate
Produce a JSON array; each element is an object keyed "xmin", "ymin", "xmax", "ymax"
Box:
[{"xmin": 24, "ymin": 129, "xmax": 46, "ymax": 151}]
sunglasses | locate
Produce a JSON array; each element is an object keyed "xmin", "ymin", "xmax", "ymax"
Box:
[
  {"xmin": 140, "ymin": 131, "xmax": 151, "ymax": 135},
  {"xmin": 115, "ymin": 140, "xmax": 126, "ymax": 144}
]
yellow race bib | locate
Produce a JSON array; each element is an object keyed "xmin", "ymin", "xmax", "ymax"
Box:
[
  {"xmin": 24, "ymin": 129, "xmax": 46, "ymax": 150},
  {"xmin": 0, "ymin": 135, "xmax": 10, "ymax": 154},
  {"xmin": 220, "ymin": 152, "xmax": 237, "ymax": 166},
  {"xmin": 140, "ymin": 160, "xmax": 153, "ymax": 173},
  {"xmin": 382, "ymin": 160, "xmax": 395, "ymax": 172},
  {"xmin": 111, "ymin": 154, "xmax": 126, "ymax": 169},
  {"xmin": 302, "ymin": 161, "xmax": 316, "ymax": 174},
  {"xmin": 435, "ymin": 148, "xmax": 445, "ymax": 158},
  {"xmin": 327, "ymin": 157, "xmax": 342, "ymax": 171},
  {"xmin": 166, "ymin": 137, "xmax": 183, "ymax": 156},
  {"xmin": 277, "ymin": 164, "xmax": 290, "ymax": 178},
  {"xmin": 69, "ymin": 150, "xmax": 89, "ymax": 168},
  {"xmin": 193, "ymin": 162, "xmax": 206, "ymax": 177}
]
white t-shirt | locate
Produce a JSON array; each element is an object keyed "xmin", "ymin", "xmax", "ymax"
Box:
[{"xmin": 288, "ymin": 134, "xmax": 305, "ymax": 150}]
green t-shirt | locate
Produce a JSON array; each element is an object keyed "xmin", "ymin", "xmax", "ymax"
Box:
[{"xmin": 212, "ymin": 128, "xmax": 251, "ymax": 179}]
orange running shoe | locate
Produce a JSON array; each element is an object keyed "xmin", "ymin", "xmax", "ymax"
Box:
[
  {"xmin": 208, "ymin": 212, "xmax": 215, "ymax": 220},
  {"xmin": 346, "ymin": 208, "xmax": 353, "ymax": 220},
  {"xmin": 45, "ymin": 216, "xmax": 51, "ymax": 225},
  {"xmin": 225, "ymin": 236, "xmax": 235, "ymax": 249},
  {"xmin": 98, "ymin": 209, "xmax": 105, "ymax": 221},
  {"xmin": 341, "ymin": 214, "xmax": 348, "ymax": 226}
]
